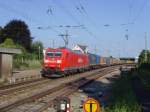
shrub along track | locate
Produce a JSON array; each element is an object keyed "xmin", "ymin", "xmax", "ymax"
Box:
[{"xmin": 0, "ymin": 66, "xmax": 120, "ymax": 112}]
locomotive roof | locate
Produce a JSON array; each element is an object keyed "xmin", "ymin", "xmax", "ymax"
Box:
[
  {"xmin": 46, "ymin": 47, "xmax": 71, "ymax": 51},
  {"xmin": 45, "ymin": 47, "xmax": 86, "ymax": 54}
]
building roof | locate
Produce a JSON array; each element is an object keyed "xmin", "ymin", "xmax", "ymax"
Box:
[
  {"xmin": 77, "ymin": 44, "xmax": 87, "ymax": 51},
  {"xmin": 0, "ymin": 48, "xmax": 22, "ymax": 54}
]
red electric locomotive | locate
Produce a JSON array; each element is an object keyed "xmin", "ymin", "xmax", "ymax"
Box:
[{"xmin": 41, "ymin": 47, "xmax": 89, "ymax": 77}]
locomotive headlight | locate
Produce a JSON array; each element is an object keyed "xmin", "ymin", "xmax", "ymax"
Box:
[
  {"xmin": 57, "ymin": 60, "xmax": 62, "ymax": 63},
  {"xmin": 44, "ymin": 59, "xmax": 50, "ymax": 63}
]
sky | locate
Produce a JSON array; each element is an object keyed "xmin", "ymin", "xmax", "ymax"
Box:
[{"xmin": 0, "ymin": 0, "xmax": 150, "ymax": 58}]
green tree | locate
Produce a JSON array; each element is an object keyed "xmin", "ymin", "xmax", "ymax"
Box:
[
  {"xmin": 1, "ymin": 20, "xmax": 32, "ymax": 51},
  {"xmin": 0, "ymin": 26, "xmax": 3, "ymax": 43},
  {"xmin": 31, "ymin": 41, "xmax": 44, "ymax": 59},
  {"xmin": 0, "ymin": 38, "xmax": 17, "ymax": 48},
  {"xmin": 138, "ymin": 50, "xmax": 150, "ymax": 65}
]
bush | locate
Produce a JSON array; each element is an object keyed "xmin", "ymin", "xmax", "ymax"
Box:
[
  {"xmin": 138, "ymin": 63, "xmax": 150, "ymax": 89},
  {"xmin": 138, "ymin": 50, "xmax": 150, "ymax": 66},
  {"xmin": 13, "ymin": 60, "xmax": 29, "ymax": 70},
  {"xmin": 13, "ymin": 59, "xmax": 41, "ymax": 70},
  {"xmin": 13, "ymin": 52, "xmax": 42, "ymax": 70},
  {"xmin": 138, "ymin": 63, "xmax": 150, "ymax": 71},
  {"xmin": 0, "ymin": 38, "xmax": 17, "ymax": 48},
  {"xmin": 103, "ymin": 73, "xmax": 141, "ymax": 112}
]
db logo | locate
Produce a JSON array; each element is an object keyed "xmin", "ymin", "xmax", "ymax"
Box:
[{"xmin": 83, "ymin": 98, "xmax": 101, "ymax": 112}]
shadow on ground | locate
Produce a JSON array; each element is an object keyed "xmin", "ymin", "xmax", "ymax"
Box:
[{"xmin": 78, "ymin": 72, "xmax": 120, "ymax": 106}]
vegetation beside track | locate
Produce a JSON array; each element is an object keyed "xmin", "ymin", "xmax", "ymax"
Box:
[
  {"xmin": 13, "ymin": 60, "xmax": 42, "ymax": 70},
  {"xmin": 137, "ymin": 49, "xmax": 150, "ymax": 89},
  {"xmin": 138, "ymin": 63, "xmax": 150, "ymax": 89},
  {"xmin": 103, "ymin": 71, "xmax": 141, "ymax": 112},
  {"xmin": 0, "ymin": 20, "xmax": 44, "ymax": 70}
]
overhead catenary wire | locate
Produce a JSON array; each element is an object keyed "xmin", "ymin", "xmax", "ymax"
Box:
[
  {"xmin": 131, "ymin": 0, "xmax": 148, "ymax": 23},
  {"xmin": 127, "ymin": 0, "xmax": 149, "ymax": 24},
  {"xmin": 125, "ymin": 0, "xmax": 148, "ymax": 40},
  {"xmin": 51, "ymin": 0, "xmax": 81, "ymax": 25},
  {"xmin": 0, "ymin": 2, "xmax": 35, "ymax": 24},
  {"xmin": 72, "ymin": 0, "xmax": 100, "ymax": 30},
  {"xmin": 37, "ymin": 26, "xmax": 61, "ymax": 34},
  {"xmin": 0, "ymin": 2, "xmax": 62, "ymax": 36},
  {"xmin": 69, "ymin": 0, "xmax": 113, "ymax": 53},
  {"xmin": 128, "ymin": 0, "xmax": 135, "ymax": 23},
  {"xmin": 75, "ymin": 0, "xmax": 134, "ymax": 29},
  {"xmin": 51, "ymin": 0, "xmax": 98, "ymax": 39},
  {"xmin": 47, "ymin": 5, "xmax": 54, "ymax": 15}
]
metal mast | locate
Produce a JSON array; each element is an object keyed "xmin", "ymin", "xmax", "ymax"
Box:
[{"xmin": 58, "ymin": 30, "xmax": 70, "ymax": 48}]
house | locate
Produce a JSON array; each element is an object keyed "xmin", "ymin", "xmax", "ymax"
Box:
[{"xmin": 72, "ymin": 44, "xmax": 88, "ymax": 53}]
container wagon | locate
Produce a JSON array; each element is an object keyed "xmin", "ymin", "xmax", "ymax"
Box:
[
  {"xmin": 88, "ymin": 53, "xmax": 100, "ymax": 69},
  {"xmin": 99, "ymin": 56, "xmax": 106, "ymax": 66},
  {"xmin": 105, "ymin": 57, "xmax": 110, "ymax": 65}
]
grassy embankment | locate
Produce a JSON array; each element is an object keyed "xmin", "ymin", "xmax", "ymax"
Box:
[{"xmin": 102, "ymin": 71, "xmax": 141, "ymax": 112}]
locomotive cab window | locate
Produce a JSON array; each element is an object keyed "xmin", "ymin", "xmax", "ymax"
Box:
[
  {"xmin": 46, "ymin": 52, "xmax": 62, "ymax": 57},
  {"xmin": 55, "ymin": 52, "xmax": 62, "ymax": 57},
  {"xmin": 46, "ymin": 52, "xmax": 54, "ymax": 57}
]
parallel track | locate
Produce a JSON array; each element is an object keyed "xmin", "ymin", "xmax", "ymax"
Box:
[
  {"xmin": 0, "ymin": 78, "xmax": 45, "ymax": 90},
  {"xmin": 35, "ymin": 68, "xmax": 117, "ymax": 112},
  {"xmin": 0, "ymin": 66, "xmax": 119, "ymax": 112}
]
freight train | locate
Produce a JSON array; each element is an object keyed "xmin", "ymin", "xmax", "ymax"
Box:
[{"xmin": 41, "ymin": 47, "xmax": 121, "ymax": 77}]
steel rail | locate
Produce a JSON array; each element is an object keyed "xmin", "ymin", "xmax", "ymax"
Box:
[{"xmin": 0, "ymin": 66, "xmax": 119, "ymax": 112}]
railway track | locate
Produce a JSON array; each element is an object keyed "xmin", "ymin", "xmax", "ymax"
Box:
[
  {"xmin": 0, "ymin": 64, "xmax": 127, "ymax": 91},
  {"xmin": 0, "ymin": 66, "xmax": 107, "ymax": 91},
  {"xmin": 34, "ymin": 68, "xmax": 117, "ymax": 112},
  {"xmin": 0, "ymin": 66, "xmax": 120, "ymax": 112},
  {"xmin": 0, "ymin": 66, "xmax": 118, "ymax": 95},
  {"xmin": 0, "ymin": 69, "xmax": 100, "ymax": 99},
  {"xmin": 0, "ymin": 74, "xmax": 43, "ymax": 88},
  {"xmin": 0, "ymin": 78, "xmax": 44, "ymax": 90}
]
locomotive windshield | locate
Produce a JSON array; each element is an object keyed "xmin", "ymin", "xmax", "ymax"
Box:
[
  {"xmin": 47, "ymin": 52, "xmax": 54, "ymax": 57},
  {"xmin": 55, "ymin": 52, "xmax": 62, "ymax": 57},
  {"xmin": 46, "ymin": 52, "xmax": 62, "ymax": 57}
]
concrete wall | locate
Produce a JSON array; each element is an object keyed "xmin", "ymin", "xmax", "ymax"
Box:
[{"xmin": 0, "ymin": 54, "xmax": 13, "ymax": 82}]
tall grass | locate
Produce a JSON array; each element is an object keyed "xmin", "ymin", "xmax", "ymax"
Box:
[{"xmin": 103, "ymin": 72, "xmax": 141, "ymax": 112}]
